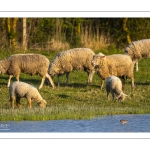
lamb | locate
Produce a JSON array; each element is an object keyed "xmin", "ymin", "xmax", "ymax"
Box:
[
  {"xmin": 9, "ymin": 81, "xmax": 47, "ymax": 108},
  {"xmin": 124, "ymin": 39, "xmax": 150, "ymax": 72},
  {"xmin": 106, "ymin": 76, "xmax": 127, "ymax": 101},
  {"xmin": 48, "ymin": 48, "xmax": 95, "ymax": 86},
  {"xmin": 0, "ymin": 53, "xmax": 55, "ymax": 89},
  {"xmin": 92, "ymin": 53, "xmax": 134, "ymax": 90}
]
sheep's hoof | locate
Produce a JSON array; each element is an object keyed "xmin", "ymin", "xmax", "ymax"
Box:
[{"xmin": 18, "ymin": 105, "xmax": 22, "ymax": 108}]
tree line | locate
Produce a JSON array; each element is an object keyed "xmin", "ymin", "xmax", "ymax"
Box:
[{"xmin": 0, "ymin": 18, "xmax": 150, "ymax": 52}]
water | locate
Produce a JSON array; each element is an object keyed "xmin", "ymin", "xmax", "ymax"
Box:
[{"xmin": 0, "ymin": 114, "xmax": 150, "ymax": 132}]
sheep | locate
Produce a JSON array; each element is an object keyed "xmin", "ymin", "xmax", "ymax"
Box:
[
  {"xmin": 9, "ymin": 81, "xmax": 47, "ymax": 108},
  {"xmin": 106, "ymin": 76, "xmax": 127, "ymax": 101},
  {"xmin": 0, "ymin": 53, "xmax": 55, "ymax": 89},
  {"xmin": 124, "ymin": 39, "xmax": 150, "ymax": 72},
  {"xmin": 48, "ymin": 48, "xmax": 95, "ymax": 86},
  {"xmin": 92, "ymin": 52, "xmax": 134, "ymax": 90}
]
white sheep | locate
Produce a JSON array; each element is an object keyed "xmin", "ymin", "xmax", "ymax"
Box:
[
  {"xmin": 0, "ymin": 54, "xmax": 55, "ymax": 89},
  {"xmin": 48, "ymin": 48, "xmax": 95, "ymax": 86},
  {"xmin": 92, "ymin": 53, "xmax": 134, "ymax": 90},
  {"xmin": 9, "ymin": 81, "xmax": 47, "ymax": 108},
  {"xmin": 106, "ymin": 76, "xmax": 127, "ymax": 101},
  {"xmin": 124, "ymin": 39, "xmax": 150, "ymax": 72}
]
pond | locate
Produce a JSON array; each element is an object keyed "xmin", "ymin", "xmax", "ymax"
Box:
[{"xmin": 0, "ymin": 114, "xmax": 150, "ymax": 132}]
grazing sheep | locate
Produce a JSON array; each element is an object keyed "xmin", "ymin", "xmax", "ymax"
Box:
[
  {"xmin": 48, "ymin": 48, "xmax": 95, "ymax": 86},
  {"xmin": 124, "ymin": 39, "xmax": 150, "ymax": 72},
  {"xmin": 92, "ymin": 53, "xmax": 134, "ymax": 90},
  {"xmin": 106, "ymin": 76, "xmax": 127, "ymax": 101},
  {"xmin": 0, "ymin": 54, "xmax": 55, "ymax": 89},
  {"xmin": 9, "ymin": 81, "xmax": 47, "ymax": 108}
]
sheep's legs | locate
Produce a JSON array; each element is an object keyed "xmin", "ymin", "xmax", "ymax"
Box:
[
  {"xmin": 39, "ymin": 74, "xmax": 55, "ymax": 89},
  {"xmin": 66, "ymin": 73, "xmax": 69, "ymax": 85},
  {"xmin": 27, "ymin": 98, "xmax": 32, "ymax": 108},
  {"xmin": 135, "ymin": 62, "xmax": 138, "ymax": 72},
  {"xmin": 39, "ymin": 76, "xmax": 45, "ymax": 89},
  {"xmin": 100, "ymin": 79, "xmax": 105, "ymax": 90},
  {"xmin": 87, "ymin": 70, "xmax": 95, "ymax": 84},
  {"xmin": 106, "ymin": 91, "xmax": 110, "ymax": 100},
  {"xmin": 131, "ymin": 77, "xmax": 134, "ymax": 88},
  {"xmin": 16, "ymin": 97, "xmax": 22, "ymax": 108},
  {"xmin": 10, "ymin": 96, "xmax": 15, "ymax": 109},
  {"xmin": 46, "ymin": 73, "xmax": 55, "ymax": 89},
  {"xmin": 15, "ymin": 75, "xmax": 19, "ymax": 81},
  {"xmin": 7, "ymin": 75, "xmax": 13, "ymax": 87},
  {"xmin": 8, "ymin": 74, "xmax": 19, "ymax": 88},
  {"xmin": 111, "ymin": 91, "xmax": 115, "ymax": 100},
  {"xmin": 57, "ymin": 75, "xmax": 60, "ymax": 86},
  {"xmin": 133, "ymin": 60, "xmax": 138, "ymax": 72},
  {"xmin": 121, "ymin": 76, "xmax": 134, "ymax": 90},
  {"xmin": 121, "ymin": 78, "xmax": 125, "ymax": 91},
  {"xmin": 57, "ymin": 73, "xmax": 69, "ymax": 86}
]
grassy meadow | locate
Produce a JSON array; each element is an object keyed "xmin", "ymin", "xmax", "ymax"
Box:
[{"xmin": 0, "ymin": 49, "xmax": 150, "ymax": 121}]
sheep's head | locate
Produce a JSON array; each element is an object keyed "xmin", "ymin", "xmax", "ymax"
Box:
[
  {"xmin": 116, "ymin": 93, "xmax": 127, "ymax": 101},
  {"xmin": 124, "ymin": 48, "xmax": 128, "ymax": 55},
  {"xmin": 91, "ymin": 53, "xmax": 105, "ymax": 67},
  {"xmin": 39, "ymin": 100, "xmax": 47, "ymax": 108},
  {"xmin": 124, "ymin": 44, "xmax": 135, "ymax": 60},
  {"xmin": 48, "ymin": 66, "xmax": 59, "ymax": 78},
  {"xmin": 49, "ymin": 64, "xmax": 66, "ymax": 78}
]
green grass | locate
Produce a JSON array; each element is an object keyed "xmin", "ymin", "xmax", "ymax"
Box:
[{"xmin": 0, "ymin": 49, "xmax": 150, "ymax": 121}]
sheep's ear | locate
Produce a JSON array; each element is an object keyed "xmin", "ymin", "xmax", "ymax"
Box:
[
  {"xmin": 100, "ymin": 56, "xmax": 105, "ymax": 58},
  {"xmin": 116, "ymin": 94, "xmax": 121, "ymax": 99},
  {"xmin": 124, "ymin": 94, "xmax": 128, "ymax": 97}
]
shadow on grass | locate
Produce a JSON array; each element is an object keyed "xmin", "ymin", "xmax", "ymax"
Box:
[
  {"xmin": 0, "ymin": 75, "xmax": 43, "ymax": 88},
  {"xmin": 0, "ymin": 75, "xmax": 41, "ymax": 83},
  {"xmin": 0, "ymin": 76, "xmax": 8, "ymax": 86},
  {"xmin": 134, "ymin": 81, "xmax": 150, "ymax": 86},
  {"xmin": 53, "ymin": 82, "xmax": 100, "ymax": 89},
  {"xmin": 127, "ymin": 80, "xmax": 150, "ymax": 86},
  {"xmin": 0, "ymin": 76, "xmax": 8, "ymax": 80},
  {"xmin": 58, "ymin": 94, "xmax": 70, "ymax": 98},
  {"xmin": 20, "ymin": 77, "xmax": 40, "ymax": 85}
]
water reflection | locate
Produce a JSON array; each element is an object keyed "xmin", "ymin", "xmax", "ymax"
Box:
[{"xmin": 0, "ymin": 114, "xmax": 150, "ymax": 132}]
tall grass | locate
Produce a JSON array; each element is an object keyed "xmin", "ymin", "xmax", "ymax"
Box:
[{"xmin": 0, "ymin": 49, "xmax": 150, "ymax": 120}]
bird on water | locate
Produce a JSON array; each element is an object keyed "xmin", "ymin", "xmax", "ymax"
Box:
[{"xmin": 120, "ymin": 119, "xmax": 128, "ymax": 124}]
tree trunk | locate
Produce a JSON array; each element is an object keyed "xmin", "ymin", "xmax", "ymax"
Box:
[
  {"xmin": 123, "ymin": 18, "xmax": 131, "ymax": 44},
  {"xmin": 22, "ymin": 18, "xmax": 27, "ymax": 51},
  {"xmin": 6, "ymin": 18, "xmax": 18, "ymax": 48},
  {"xmin": 11, "ymin": 18, "xmax": 18, "ymax": 47},
  {"xmin": 6, "ymin": 18, "xmax": 11, "ymax": 46},
  {"xmin": 76, "ymin": 21, "xmax": 80, "ymax": 36},
  {"xmin": 75, "ymin": 19, "xmax": 81, "ymax": 47}
]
